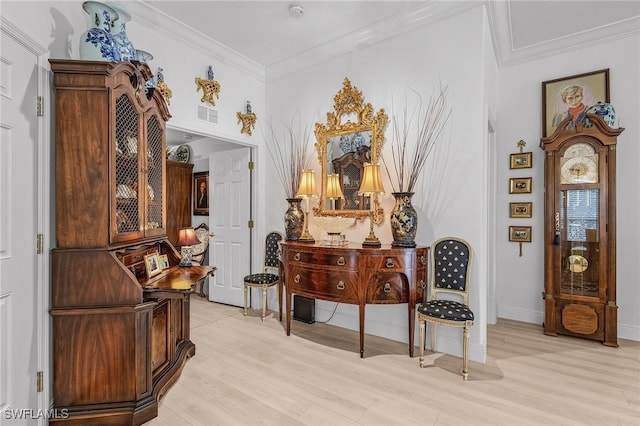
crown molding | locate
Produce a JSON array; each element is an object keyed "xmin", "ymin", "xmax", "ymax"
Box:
[
  {"xmin": 117, "ymin": 1, "xmax": 265, "ymax": 83},
  {"xmin": 266, "ymin": 1, "xmax": 480, "ymax": 82},
  {"xmin": 487, "ymin": 0, "xmax": 640, "ymax": 66}
]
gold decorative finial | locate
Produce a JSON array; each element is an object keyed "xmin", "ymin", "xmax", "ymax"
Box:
[{"xmin": 517, "ymin": 139, "xmax": 526, "ymax": 153}]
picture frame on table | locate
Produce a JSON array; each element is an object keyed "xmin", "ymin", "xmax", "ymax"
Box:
[
  {"xmin": 144, "ymin": 253, "xmax": 162, "ymax": 278},
  {"xmin": 158, "ymin": 254, "xmax": 170, "ymax": 270},
  {"xmin": 542, "ymin": 69, "xmax": 609, "ymax": 137}
]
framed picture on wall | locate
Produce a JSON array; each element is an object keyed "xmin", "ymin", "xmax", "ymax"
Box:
[
  {"xmin": 542, "ymin": 69, "xmax": 609, "ymax": 137},
  {"xmin": 510, "ymin": 152, "xmax": 532, "ymax": 169},
  {"xmin": 193, "ymin": 171, "xmax": 209, "ymax": 216},
  {"xmin": 509, "ymin": 226, "xmax": 532, "ymax": 243},
  {"xmin": 509, "ymin": 177, "xmax": 532, "ymax": 194},
  {"xmin": 509, "ymin": 202, "xmax": 532, "ymax": 218}
]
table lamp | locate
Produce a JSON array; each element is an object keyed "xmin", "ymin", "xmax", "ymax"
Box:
[
  {"xmin": 325, "ymin": 173, "xmax": 344, "ymax": 210},
  {"xmin": 297, "ymin": 169, "xmax": 318, "ymax": 243},
  {"xmin": 358, "ymin": 163, "xmax": 384, "ymax": 247},
  {"xmin": 176, "ymin": 227, "xmax": 201, "ymax": 266}
]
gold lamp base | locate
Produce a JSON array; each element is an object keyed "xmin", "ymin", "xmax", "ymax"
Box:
[
  {"xmin": 362, "ymin": 233, "xmax": 381, "ymax": 247},
  {"xmin": 298, "ymin": 229, "xmax": 315, "ymax": 243},
  {"xmin": 362, "ymin": 210, "xmax": 381, "ymax": 247}
]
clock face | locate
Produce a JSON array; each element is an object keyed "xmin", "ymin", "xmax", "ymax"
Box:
[
  {"xmin": 560, "ymin": 142, "xmax": 598, "ymax": 184},
  {"xmin": 561, "ymin": 156, "xmax": 598, "ymax": 184}
]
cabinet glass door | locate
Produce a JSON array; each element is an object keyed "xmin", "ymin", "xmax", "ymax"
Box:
[
  {"xmin": 145, "ymin": 114, "xmax": 165, "ymax": 235},
  {"xmin": 559, "ymin": 188, "xmax": 600, "ymax": 297},
  {"xmin": 114, "ymin": 93, "xmax": 142, "ymax": 239}
]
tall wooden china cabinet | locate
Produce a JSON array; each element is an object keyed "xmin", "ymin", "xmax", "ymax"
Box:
[
  {"xmin": 49, "ymin": 60, "xmax": 213, "ymax": 424},
  {"xmin": 540, "ymin": 114, "xmax": 623, "ymax": 346}
]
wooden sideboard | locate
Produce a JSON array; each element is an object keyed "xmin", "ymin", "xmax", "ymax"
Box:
[{"xmin": 280, "ymin": 241, "xmax": 428, "ymax": 357}]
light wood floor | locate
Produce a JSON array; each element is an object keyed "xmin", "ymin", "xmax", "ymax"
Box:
[{"xmin": 147, "ymin": 296, "xmax": 640, "ymax": 426}]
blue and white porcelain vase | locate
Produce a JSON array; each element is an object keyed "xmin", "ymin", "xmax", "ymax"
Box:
[
  {"xmin": 110, "ymin": 4, "xmax": 137, "ymax": 61},
  {"xmin": 585, "ymin": 102, "xmax": 617, "ymax": 128},
  {"xmin": 79, "ymin": 1, "xmax": 121, "ymax": 61}
]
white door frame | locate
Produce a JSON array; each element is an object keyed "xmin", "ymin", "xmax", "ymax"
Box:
[
  {"xmin": 0, "ymin": 17, "xmax": 51, "ymax": 421},
  {"xmin": 166, "ymin": 123, "xmax": 267, "ymax": 297}
]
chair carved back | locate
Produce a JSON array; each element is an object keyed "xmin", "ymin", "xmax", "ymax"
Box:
[
  {"xmin": 191, "ymin": 222, "xmax": 212, "ymax": 265},
  {"xmin": 430, "ymin": 237, "xmax": 472, "ymax": 306}
]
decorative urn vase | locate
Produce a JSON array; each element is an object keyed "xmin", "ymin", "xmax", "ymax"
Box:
[
  {"xmin": 585, "ymin": 102, "xmax": 616, "ymax": 128},
  {"xmin": 110, "ymin": 4, "xmax": 137, "ymax": 61},
  {"xmin": 79, "ymin": 1, "xmax": 121, "ymax": 61},
  {"xmin": 390, "ymin": 192, "xmax": 417, "ymax": 248},
  {"xmin": 284, "ymin": 198, "xmax": 304, "ymax": 240}
]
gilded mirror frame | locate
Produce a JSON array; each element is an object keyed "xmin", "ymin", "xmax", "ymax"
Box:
[{"xmin": 313, "ymin": 78, "xmax": 388, "ymax": 223}]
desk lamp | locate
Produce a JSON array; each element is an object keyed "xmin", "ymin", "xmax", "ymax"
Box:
[{"xmin": 176, "ymin": 227, "xmax": 201, "ymax": 266}]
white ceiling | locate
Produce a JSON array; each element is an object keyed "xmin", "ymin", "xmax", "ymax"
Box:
[{"xmin": 144, "ymin": 0, "xmax": 640, "ymax": 68}]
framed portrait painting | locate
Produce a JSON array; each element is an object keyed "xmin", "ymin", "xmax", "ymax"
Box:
[
  {"xmin": 193, "ymin": 171, "xmax": 209, "ymax": 216},
  {"xmin": 542, "ymin": 69, "xmax": 609, "ymax": 137}
]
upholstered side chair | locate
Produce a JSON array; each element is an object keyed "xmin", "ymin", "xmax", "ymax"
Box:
[
  {"xmin": 190, "ymin": 222, "xmax": 213, "ymax": 297},
  {"xmin": 417, "ymin": 237, "xmax": 475, "ymax": 380},
  {"xmin": 243, "ymin": 231, "xmax": 283, "ymax": 322}
]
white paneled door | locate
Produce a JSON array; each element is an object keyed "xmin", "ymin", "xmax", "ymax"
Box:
[
  {"xmin": 208, "ymin": 148, "xmax": 252, "ymax": 306},
  {"xmin": 0, "ymin": 25, "xmax": 47, "ymax": 424}
]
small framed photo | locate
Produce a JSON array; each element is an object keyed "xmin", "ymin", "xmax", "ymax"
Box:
[
  {"xmin": 509, "ymin": 202, "xmax": 532, "ymax": 218},
  {"xmin": 542, "ymin": 69, "xmax": 609, "ymax": 137},
  {"xmin": 509, "ymin": 177, "xmax": 532, "ymax": 194},
  {"xmin": 158, "ymin": 254, "xmax": 170, "ymax": 270},
  {"xmin": 509, "ymin": 226, "xmax": 532, "ymax": 243},
  {"xmin": 193, "ymin": 171, "xmax": 209, "ymax": 216},
  {"xmin": 144, "ymin": 253, "xmax": 161, "ymax": 278},
  {"xmin": 510, "ymin": 152, "xmax": 532, "ymax": 169}
]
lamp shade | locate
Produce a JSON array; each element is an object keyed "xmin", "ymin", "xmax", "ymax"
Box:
[
  {"xmin": 297, "ymin": 169, "xmax": 318, "ymax": 198},
  {"xmin": 325, "ymin": 173, "xmax": 344, "ymax": 200},
  {"xmin": 358, "ymin": 163, "xmax": 384, "ymax": 195},
  {"xmin": 176, "ymin": 227, "xmax": 200, "ymax": 246}
]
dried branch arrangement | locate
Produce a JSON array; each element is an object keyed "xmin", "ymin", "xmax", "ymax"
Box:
[
  {"xmin": 383, "ymin": 84, "xmax": 451, "ymax": 193},
  {"xmin": 263, "ymin": 114, "xmax": 313, "ymax": 198}
]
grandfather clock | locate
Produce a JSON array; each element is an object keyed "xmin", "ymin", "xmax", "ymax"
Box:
[{"xmin": 540, "ymin": 114, "xmax": 623, "ymax": 346}]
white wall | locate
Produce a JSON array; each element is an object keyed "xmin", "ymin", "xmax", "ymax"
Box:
[
  {"xmin": 496, "ymin": 34, "xmax": 640, "ymax": 341},
  {"xmin": 266, "ymin": 5, "xmax": 494, "ymax": 362}
]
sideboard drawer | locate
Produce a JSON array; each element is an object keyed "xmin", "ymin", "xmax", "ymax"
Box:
[
  {"xmin": 364, "ymin": 253, "xmax": 411, "ymax": 270},
  {"xmin": 366, "ymin": 272, "xmax": 408, "ymax": 303},
  {"xmin": 288, "ymin": 266, "xmax": 359, "ymax": 303},
  {"xmin": 286, "ymin": 249, "xmax": 359, "ymax": 270}
]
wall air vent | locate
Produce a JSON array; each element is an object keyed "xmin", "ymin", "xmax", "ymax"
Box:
[{"xmin": 196, "ymin": 105, "xmax": 218, "ymax": 124}]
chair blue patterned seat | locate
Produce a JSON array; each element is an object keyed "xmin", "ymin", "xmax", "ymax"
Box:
[
  {"xmin": 418, "ymin": 237, "xmax": 475, "ymax": 380},
  {"xmin": 243, "ymin": 231, "xmax": 283, "ymax": 322}
]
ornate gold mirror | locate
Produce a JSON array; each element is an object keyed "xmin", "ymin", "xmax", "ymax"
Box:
[{"xmin": 313, "ymin": 78, "xmax": 388, "ymax": 222}]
